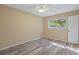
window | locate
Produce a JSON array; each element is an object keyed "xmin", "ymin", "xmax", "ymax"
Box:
[{"xmin": 48, "ymin": 17, "xmax": 67, "ymax": 29}]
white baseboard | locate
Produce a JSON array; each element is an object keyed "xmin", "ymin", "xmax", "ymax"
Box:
[{"xmin": 0, "ymin": 37, "xmax": 42, "ymax": 51}]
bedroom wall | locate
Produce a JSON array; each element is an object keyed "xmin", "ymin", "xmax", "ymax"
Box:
[
  {"xmin": 43, "ymin": 10, "xmax": 79, "ymax": 42},
  {"xmin": 0, "ymin": 5, "xmax": 43, "ymax": 49}
]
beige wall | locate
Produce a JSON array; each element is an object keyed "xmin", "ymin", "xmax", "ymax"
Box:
[
  {"xmin": 43, "ymin": 10, "xmax": 79, "ymax": 42},
  {"xmin": 0, "ymin": 5, "xmax": 43, "ymax": 49}
]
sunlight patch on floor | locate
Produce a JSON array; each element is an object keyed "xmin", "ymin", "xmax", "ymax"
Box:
[{"xmin": 51, "ymin": 42, "xmax": 79, "ymax": 53}]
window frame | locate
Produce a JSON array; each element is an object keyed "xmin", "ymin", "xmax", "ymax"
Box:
[{"xmin": 48, "ymin": 17, "xmax": 67, "ymax": 30}]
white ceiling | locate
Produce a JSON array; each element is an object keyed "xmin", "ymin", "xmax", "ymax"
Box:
[{"xmin": 5, "ymin": 4, "xmax": 79, "ymax": 17}]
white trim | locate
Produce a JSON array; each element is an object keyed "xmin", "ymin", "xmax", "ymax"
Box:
[
  {"xmin": 48, "ymin": 27, "xmax": 66, "ymax": 30},
  {"xmin": 0, "ymin": 37, "xmax": 42, "ymax": 51}
]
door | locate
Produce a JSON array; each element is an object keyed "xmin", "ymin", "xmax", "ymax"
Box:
[{"xmin": 68, "ymin": 15, "xmax": 79, "ymax": 44}]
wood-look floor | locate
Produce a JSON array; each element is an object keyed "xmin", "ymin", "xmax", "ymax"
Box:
[{"xmin": 0, "ymin": 38, "xmax": 79, "ymax": 55}]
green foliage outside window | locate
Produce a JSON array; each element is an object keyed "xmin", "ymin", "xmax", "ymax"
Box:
[{"xmin": 48, "ymin": 19, "xmax": 66, "ymax": 27}]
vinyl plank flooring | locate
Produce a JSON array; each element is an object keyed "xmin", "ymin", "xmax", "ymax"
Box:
[{"xmin": 0, "ymin": 38, "xmax": 79, "ymax": 55}]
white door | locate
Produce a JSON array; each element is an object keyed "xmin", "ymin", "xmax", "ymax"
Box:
[{"xmin": 68, "ymin": 15, "xmax": 79, "ymax": 44}]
